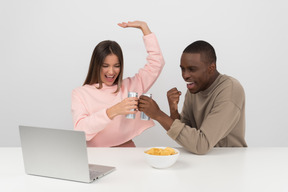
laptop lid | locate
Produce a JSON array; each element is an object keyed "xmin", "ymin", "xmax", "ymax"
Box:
[{"xmin": 19, "ymin": 125, "xmax": 115, "ymax": 183}]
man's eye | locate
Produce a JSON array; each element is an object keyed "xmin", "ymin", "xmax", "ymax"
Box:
[{"xmin": 188, "ymin": 67, "xmax": 196, "ymax": 72}]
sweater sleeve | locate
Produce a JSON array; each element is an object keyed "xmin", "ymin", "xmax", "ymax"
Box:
[
  {"xmin": 125, "ymin": 33, "xmax": 165, "ymax": 94},
  {"xmin": 167, "ymin": 100, "xmax": 241, "ymax": 155},
  {"xmin": 71, "ymin": 89, "xmax": 112, "ymax": 141}
]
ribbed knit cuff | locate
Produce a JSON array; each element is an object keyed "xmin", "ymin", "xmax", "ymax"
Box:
[{"xmin": 167, "ymin": 119, "xmax": 185, "ymax": 140}]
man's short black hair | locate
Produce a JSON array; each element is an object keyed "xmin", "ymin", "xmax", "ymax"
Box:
[{"xmin": 183, "ymin": 40, "xmax": 217, "ymax": 65}]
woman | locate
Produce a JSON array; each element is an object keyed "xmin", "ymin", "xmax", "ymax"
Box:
[{"xmin": 71, "ymin": 21, "xmax": 164, "ymax": 147}]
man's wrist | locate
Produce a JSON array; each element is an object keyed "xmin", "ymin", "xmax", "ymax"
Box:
[
  {"xmin": 154, "ymin": 110, "xmax": 174, "ymax": 131},
  {"xmin": 170, "ymin": 109, "xmax": 180, "ymax": 120}
]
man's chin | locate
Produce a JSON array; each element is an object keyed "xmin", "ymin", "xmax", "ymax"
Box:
[{"xmin": 188, "ymin": 88, "xmax": 199, "ymax": 94}]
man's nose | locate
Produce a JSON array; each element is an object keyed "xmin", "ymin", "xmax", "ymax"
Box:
[{"xmin": 182, "ymin": 71, "xmax": 190, "ymax": 80}]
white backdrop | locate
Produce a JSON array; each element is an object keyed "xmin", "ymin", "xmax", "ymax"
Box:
[{"xmin": 1, "ymin": 0, "xmax": 287, "ymax": 147}]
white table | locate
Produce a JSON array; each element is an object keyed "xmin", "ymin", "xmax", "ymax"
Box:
[{"xmin": 1, "ymin": 147, "xmax": 288, "ymax": 192}]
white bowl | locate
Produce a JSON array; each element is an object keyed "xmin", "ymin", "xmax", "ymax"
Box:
[{"xmin": 144, "ymin": 147, "xmax": 180, "ymax": 169}]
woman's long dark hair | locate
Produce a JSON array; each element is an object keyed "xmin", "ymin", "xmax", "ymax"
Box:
[{"xmin": 83, "ymin": 40, "xmax": 124, "ymax": 93}]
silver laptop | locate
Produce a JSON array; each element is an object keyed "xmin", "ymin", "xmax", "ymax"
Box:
[{"xmin": 19, "ymin": 125, "xmax": 115, "ymax": 183}]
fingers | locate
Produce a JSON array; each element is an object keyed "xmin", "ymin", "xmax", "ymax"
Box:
[
  {"xmin": 139, "ymin": 95, "xmax": 151, "ymax": 101},
  {"xmin": 117, "ymin": 21, "xmax": 135, "ymax": 28},
  {"xmin": 121, "ymin": 97, "xmax": 138, "ymax": 112},
  {"xmin": 138, "ymin": 95, "xmax": 151, "ymax": 111},
  {"xmin": 125, "ymin": 97, "xmax": 138, "ymax": 102},
  {"xmin": 122, "ymin": 97, "xmax": 138, "ymax": 105},
  {"xmin": 117, "ymin": 21, "xmax": 145, "ymax": 28},
  {"xmin": 117, "ymin": 22, "xmax": 128, "ymax": 28},
  {"xmin": 167, "ymin": 87, "xmax": 181, "ymax": 100},
  {"xmin": 118, "ymin": 21, "xmax": 150, "ymax": 36},
  {"xmin": 167, "ymin": 87, "xmax": 181, "ymax": 96}
]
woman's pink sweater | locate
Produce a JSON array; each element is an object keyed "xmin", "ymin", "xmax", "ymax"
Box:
[{"xmin": 71, "ymin": 33, "xmax": 164, "ymax": 147}]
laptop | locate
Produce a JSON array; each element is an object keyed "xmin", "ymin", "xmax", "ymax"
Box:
[{"xmin": 19, "ymin": 125, "xmax": 115, "ymax": 183}]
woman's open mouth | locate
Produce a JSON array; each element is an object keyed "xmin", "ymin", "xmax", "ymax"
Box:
[{"xmin": 105, "ymin": 75, "xmax": 115, "ymax": 82}]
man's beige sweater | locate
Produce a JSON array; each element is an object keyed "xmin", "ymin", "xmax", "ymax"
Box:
[{"xmin": 167, "ymin": 74, "xmax": 247, "ymax": 154}]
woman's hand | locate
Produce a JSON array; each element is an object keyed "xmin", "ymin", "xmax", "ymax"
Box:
[
  {"xmin": 118, "ymin": 21, "xmax": 151, "ymax": 36},
  {"xmin": 106, "ymin": 97, "xmax": 138, "ymax": 119}
]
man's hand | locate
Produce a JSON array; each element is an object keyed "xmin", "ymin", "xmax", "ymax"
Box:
[
  {"xmin": 167, "ymin": 88, "xmax": 181, "ymax": 120},
  {"xmin": 139, "ymin": 95, "xmax": 175, "ymax": 131},
  {"xmin": 138, "ymin": 95, "xmax": 160, "ymax": 120}
]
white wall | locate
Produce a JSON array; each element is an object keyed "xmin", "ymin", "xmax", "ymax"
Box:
[{"xmin": 1, "ymin": 0, "xmax": 287, "ymax": 147}]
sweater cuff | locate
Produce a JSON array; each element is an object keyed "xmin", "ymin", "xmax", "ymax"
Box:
[
  {"xmin": 143, "ymin": 33, "xmax": 159, "ymax": 50},
  {"xmin": 143, "ymin": 32, "xmax": 155, "ymax": 40},
  {"xmin": 167, "ymin": 119, "xmax": 184, "ymax": 140}
]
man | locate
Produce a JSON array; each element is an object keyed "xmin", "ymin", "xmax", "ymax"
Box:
[{"xmin": 138, "ymin": 40, "xmax": 247, "ymax": 155}]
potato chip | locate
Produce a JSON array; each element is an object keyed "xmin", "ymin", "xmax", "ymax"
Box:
[
  {"xmin": 145, "ymin": 147, "xmax": 177, "ymax": 156},
  {"xmin": 164, "ymin": 147, "xmax": 176, "ymax": 155},
  {"xmin": 160, "ymin": 150, "xmax": 170, "ymax": 155}
]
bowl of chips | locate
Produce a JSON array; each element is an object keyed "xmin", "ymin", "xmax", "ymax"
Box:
[{"xmin": 144, "ymin": 147, "xmax": 180, "ymax": 169}]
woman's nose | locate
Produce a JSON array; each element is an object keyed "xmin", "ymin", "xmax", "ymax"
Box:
[{"xmin": 108, "ymin": 67, "xmax": 114, "ymax": 74}]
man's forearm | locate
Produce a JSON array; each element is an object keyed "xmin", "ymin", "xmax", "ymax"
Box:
[
  {"xmin": 170, "ymin": 109, "xmax": 180, "ymax": 120},
  {"xmin": 154, "ymin": 110, "xmax": 175, "ymax": 131}
]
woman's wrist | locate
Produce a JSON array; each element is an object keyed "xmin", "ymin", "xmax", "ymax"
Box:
[
  {"xmin": 106, "ymin": 107, "xmax": 116, "ymax": 120},
  {"xmin": 141, "ymin": 23, "xmax": 151, "ymax": 36}
]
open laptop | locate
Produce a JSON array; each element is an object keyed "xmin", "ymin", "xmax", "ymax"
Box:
[{"xmin": 19, "ymin": 125, "xmax": 115, "ymax": 183}]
